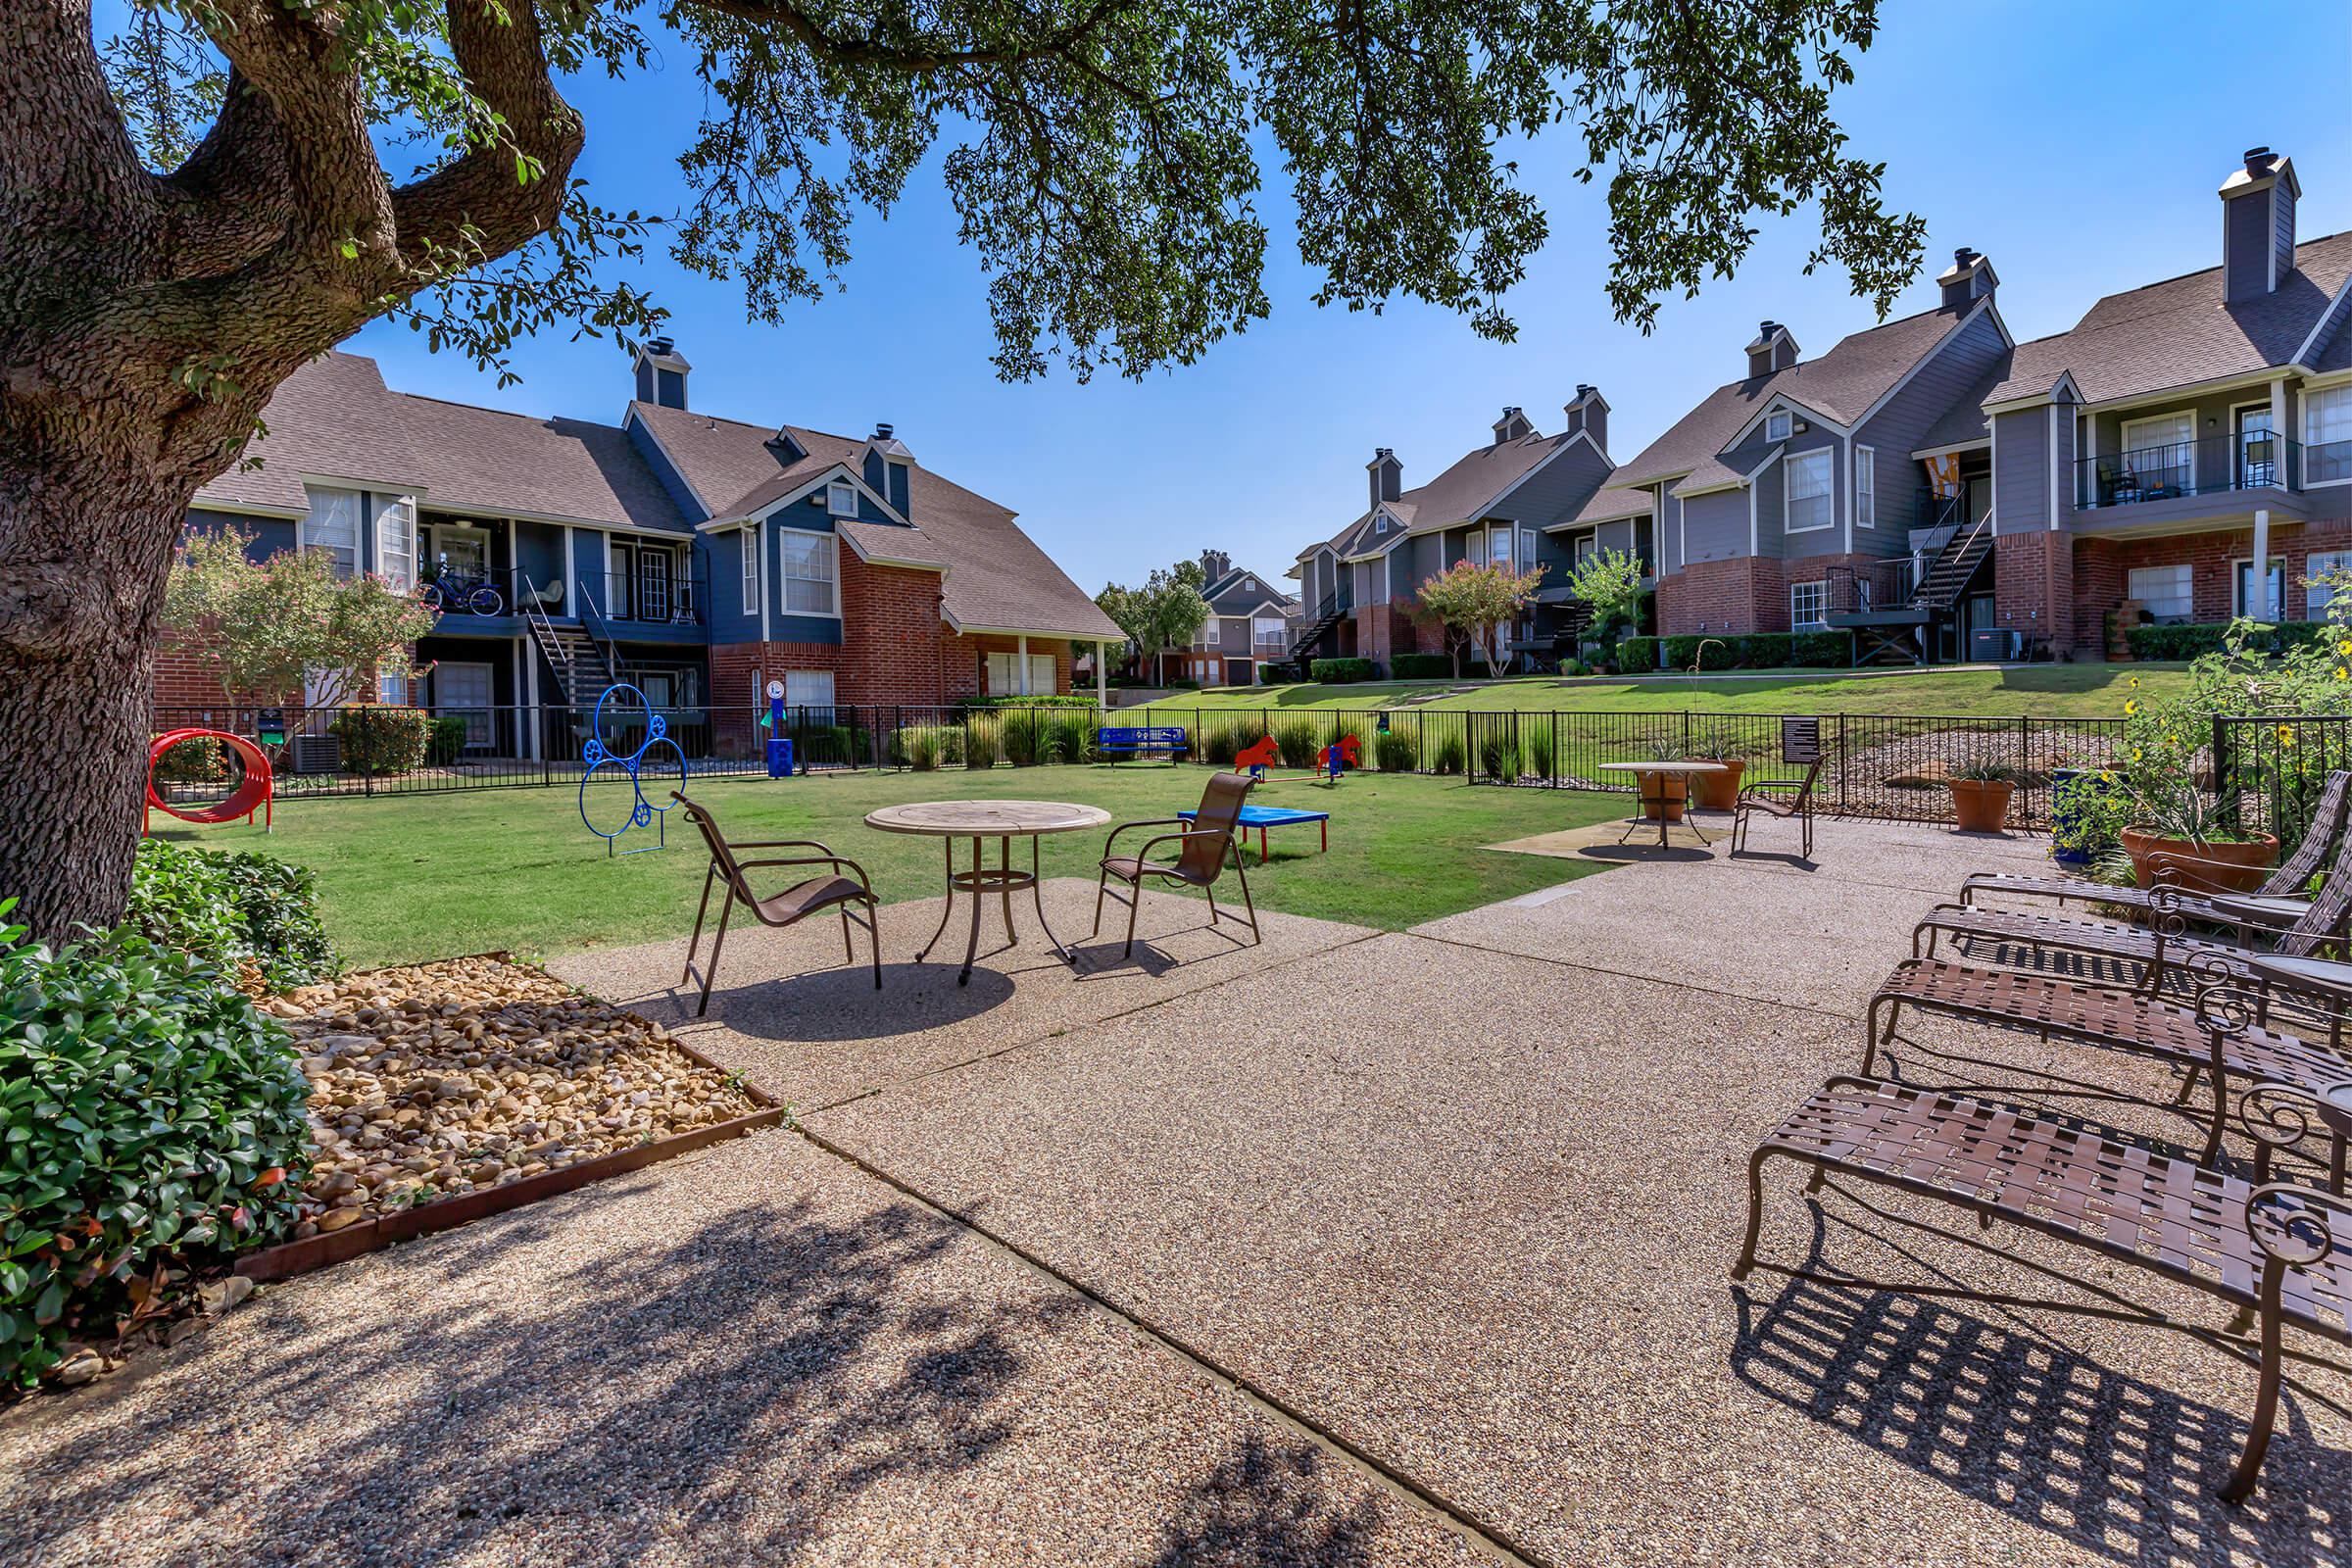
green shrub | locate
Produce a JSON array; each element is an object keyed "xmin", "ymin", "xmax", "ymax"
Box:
[
  {"xmin": 1431, "ymin": 732, "xmax": 1467, "ymax": 775},
  {"xmin": 999, "ymin": 709, "xmax": 1049, "ymax": 765},
  {"xmin": 2124, "ymin": 620, "xmax": 2327, "ymax": 662},
  {"xmin": 1274, "ymin": 719, "xmax": 1320, "ymax": 770},
  {"xmin": 1478, "ymin": 730, "xmax": 1523, "ymax": 781},
  {"xmin": 1660, "ymin": 636, "xmax": 1740, "ymax": 672},
  {"xmin": 1523, "ymin": 718, "xmax": 1558, "ymax": 780},
  {"xmin": 892, "ymin": 723, "xmax": 966, "ymax": 770},
  {"xmin": 1614, "ymin": 637, "xmax": 1658, "ymax": 672},
  {"xmin": 1310, "ymin": 657, "xmax": 1375, "ymax": 684},
  {"xmin": 1373, "ymin": 730, "xmax": 1416, "ymax": 772},
  {"xmin": 1390, "ymin": 653, "xmax": 1452, "ymax": 679},
  {"xmin": 1201, "ymin": 724, "xmax": 1246, "ymax": 766},
  {"xmin": 1789, "ymin": 630, "xmax": 1852, "ymax": 667},
  {"xmin": 129, "ymin": 841, "xmax": 335, "ymax": 992},
  {"xmin": 1043, "ymin": 714, "xmax": 1097, "ymax": 764},
  {"xmin": 956, "ymin": 694, "xmax": 1098, "ymax": 710},
  {"xmin": 1730, "ymin": 633, "xmax": 1790, "ymax": 668},
  {"xmin": 423, "ymin": 715, "xmax": 470, "ymax": 765},
  {"xmin": 0, "ymin": 916, "xmax": 313, "ymax": 1388},
  {"xmin": 327, "ymin": 704, "xmax": 430, "ymax": 775},
  {"xmin": 151, "ymin": 734, "xmax": 228, "ymax": 785}
]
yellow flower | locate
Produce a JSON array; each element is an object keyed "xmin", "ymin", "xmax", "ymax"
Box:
[
  {"xmin": 2131, "ymin": 747, "xmax": 2143, "ymax": 762},
  {"xmin": 2124, "ymin": 698, "xmax": 2140, "ymax": 716},
  {"xmin": 2099, "ymin": 770, "xmax": 2114, "ymax": 783},
  {"xmin": 2337, "ymin": 640, "xmax": 2350, "ymax": 657},
  {"xmin": 2338, "ymin": 666, "xmax": 2349, "ymax": 682},
  {"xmin": 2279, "ymin": 725, "xmax": 2297, "ymax": 748},
  {"xmin": 2130, "ymin": 674, "xmax": 2141, "ymax": 688}
]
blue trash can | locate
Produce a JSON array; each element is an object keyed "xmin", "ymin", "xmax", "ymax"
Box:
[{"xmin": 2049, "ymin": 766, "xmax": 2109, "ymax": 865}]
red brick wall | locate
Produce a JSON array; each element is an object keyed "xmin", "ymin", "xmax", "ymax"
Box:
[
  {"xmin": 1993, "ymin": 530, "xmax": 2075, "ymax": 653},
  {"xmin": 1351, "ymin": 601, "xmax": 1416, "ymax": 664},
  {"xmin": 1655, "ymin": 558, "xmax": 1781, "ymax": 635},
  {"xmin": 2068, "ymin": 522, "xmax": 2352, "ymax": 641}
]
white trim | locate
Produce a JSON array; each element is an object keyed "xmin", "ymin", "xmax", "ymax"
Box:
[
  {"xmin": 1909, "ymin": 436, "xmax": 1990, "ymax": 462},
  {"xmin": 2292, "ymin": 274, "xmax": 2352, "ymax": 367},
  {"xmin": 1782, "ymin": 447, "xmax": 1836, "ymax": 535},
  {"xmin": 773, "ymin": 527, "xmax": 843, "ymax": 619},
  {"xmin": 1728, "ymin": 394, "xmax": 1849, "ymax": 453},
  {"xmin": 1477, "ymin": 427, "xmax": 1611, "ymax": 520},
  {"xmin": 2075, "ymin": 367, "xmax": 2316, "ymax": 419},
  {"xmin": 1788, "ymin": 579, "xmax": 1829, "ymax": 633},
  {"xmin": 695, "ymin": 464, "xmax": 906, "ymax": 530},
  {"xmin": 740, "ymin": 521, "xmax": 760, "ymax": 619},
  {"xmin": 1747, "ymin": 481, "xmax": 1759, "ymax": 556},
  {"xmin": 2046, "ymin": 403, "xmax": 2061, "ymax": 531},
  {"xmin": 943, "ymin": 612, "xmax": 1127, "ymax": 641},
  {"xmin": 2119, "ymin": 407, "xmax": 2199, "ymax": 494},
  {"xmin": 1987, "ymin": 415, "xmax": 2000, "ymax": 534},
  {"xmin": 759, "ymin": 518, "xmax": 771, "ymax": 642},
  {"xmin": 2231, "ymin": 551, "xmax": 2287, "ymax": 620},
  {"xmin": 295, "ymin": 467, "xmax": 436, "ymax": 500},
  {"xmin": 1982, "ymin": 369, "xmax": 2086, "ymax": 416},
  {"xmin": 189, "ymin": 496, "xmax": 309, "ymax": 520},
  {"xmin": 1853, "ymin": 445, "xmax": 1876, "ymax": 535},
  {"xmin": 622, "ymin": 406, "xmax": 717, "ymax": 518}
]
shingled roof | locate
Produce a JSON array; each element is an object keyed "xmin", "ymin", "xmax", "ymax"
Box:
[
  {"xmin": 1609, "ymin": 303, "xmax": 1979, "ymax": 487},
  {"xmin": 1984, "ymin": 230, "xmax": 2352, "ymax": 404},
  {"xmin": 1297, "ymin": 428, "xmax": 1573, "ymax": 562},
  {"xmin": 193, "ymin": 353, "xmax": 431, "ymax": 515}
]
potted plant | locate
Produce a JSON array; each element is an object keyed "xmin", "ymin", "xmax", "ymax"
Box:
[
  {"xmin": 1687, "ymin": 722, "xmax": 1756, "ymax": 811},
  {"xmin": 2117, "ymin": 783, "xmax": 2279, "ymax": 895},
  {"xmin": 1637, "ymin": 737, "xmax": 1689, "ymax": 823},
  {"xmin": 1946, "ymin": 757, "xmax": 2020, "ymax": 833}
]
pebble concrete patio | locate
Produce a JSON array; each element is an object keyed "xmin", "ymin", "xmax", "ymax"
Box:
[{"xmin": 4, "ymin": 816, "xmax": 2347, "ymax": 1567}]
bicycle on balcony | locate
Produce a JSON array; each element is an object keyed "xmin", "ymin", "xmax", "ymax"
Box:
[{"xmin": 419, "ymin": 558, "xmax": 507, "ymax": 616}]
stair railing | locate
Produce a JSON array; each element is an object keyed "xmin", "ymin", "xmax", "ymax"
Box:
[{"xmin": 573, "ymin": 578, "xmax": 623, "ymax": 687}]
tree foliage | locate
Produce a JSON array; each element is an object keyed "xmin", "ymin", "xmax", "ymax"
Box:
[
  {"xmin": 1414, "ymin": 559, "xmax": 1544, "ymax": 674},
  {"xmin": 86, "ymin": 0, "xmax": 1921, "ymax": 393},
  {"xmin": 1096, "ymin": 559, "xmax": 1211, "ymax": 674},
  {"xmin": 162, "ymin": 528, "xmax": 440, "ymax": 711},
  {"xmin": 1562, "ymin": 546, "xmax": 1644, "ymax": 636}
]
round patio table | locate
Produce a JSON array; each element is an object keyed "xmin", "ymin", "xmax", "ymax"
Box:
[
  {"xmin": 865, "ymin": 800, "xmax": 1112, "ymax": 985},
  {"xmin": 1595, "ymin": 760, "xmax": 1731, "ymax": 850}
]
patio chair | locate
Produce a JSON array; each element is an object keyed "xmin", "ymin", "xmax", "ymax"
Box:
[
  {"xmin": 1959, "ymin": 769, "xmax": 2352, "ymax": 925},
  {"xmin": 1732, "ymin": 716, "xmax": 1825, "ymax": 859},
  {"xmin": 673, "ymin": 792, "xmax": 881, "ymax": 1015},
  {"xmin": 1092, "ymin": 770, "xmax": 1261, "ymax": 958}
]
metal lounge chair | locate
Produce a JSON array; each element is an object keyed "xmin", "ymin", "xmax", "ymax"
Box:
[
  {"xmin": 1732, "ymin": 716, "xmax": 1825, "ymax": 859},
  {"xmin": 1733, "ymin": 1069, "xmax": 2352, "ymax": 1502},
  {"xmin": 1959, "ymin": 769, "xmax": 2352, "ymax": 922},
  {"xmin": 673, "ymin": 792, "xmax": 882, "ymax": 1015},
  {"xmin": 1092, "ymin": 770, "xmax": 1262, "ymax": 958}
]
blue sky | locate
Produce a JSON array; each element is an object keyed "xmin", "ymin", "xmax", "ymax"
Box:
[{"xmin": 334, "ymin": 0, "xmax": 2352, "ymax": 596}]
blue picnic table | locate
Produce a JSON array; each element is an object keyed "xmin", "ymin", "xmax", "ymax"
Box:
[{"xmin": 1179, "ymin": 803, "xmax": 1330, "ymax": 863}]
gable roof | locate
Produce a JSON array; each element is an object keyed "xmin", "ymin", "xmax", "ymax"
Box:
[
  {"xmin": 1562, "ymin": 484, "xmax": 1654, "ymax": 529},
  {"xmin": 1609, "ymin": 304, "xmax": 1975, "ymax": 487},
  {"xmin": 1984, "ymin": 230, "xmax": 2352, "ymax": 405},
  {"xmin": 192, "ymin": 352, "xmax": 432, "ymax": 515},
  {"xmin": 1297, "ymin": 428, "xmax": 1578, "ymax": 563}
]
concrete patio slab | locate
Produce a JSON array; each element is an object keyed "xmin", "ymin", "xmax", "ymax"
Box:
[
  {"xmin": 0, "ymin": 1127, "xmax": 1484, "ymax": 1568},
  {"xmin": 806, "ymin": 933, "xmax": 2352, "ymax": 1568},
  {"xmin": 550, "ymin": 878, "xmax": 1375, "ymax": 1110},
  {"xmin": 1486, "ymin": 810, "xmax": 2051, "ymax": 900}
]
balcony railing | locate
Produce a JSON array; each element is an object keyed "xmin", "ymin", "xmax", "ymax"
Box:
[
  {"xmin": 580, "ymin": 569, "xmax": 706, "ymax": 627},
  {"xmin": 419, "ymin": 564, "xmax": 546, "ymax": 618},
  {"xmin": 2076, "ymin": 432, "xmax": 2304, "ymax": 511},
  {"xmin": 1824, "ymin": 558, "xmax": 1918, "ymax": 617}
]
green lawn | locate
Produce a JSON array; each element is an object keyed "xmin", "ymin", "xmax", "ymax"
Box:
[
  {"xmin": 1121, "ymin": 663, "xmax": 2188, "ymax": 720},
  {"xmin": 156, "ymin": 767, "xmax": 1626, "ymax": 970}
]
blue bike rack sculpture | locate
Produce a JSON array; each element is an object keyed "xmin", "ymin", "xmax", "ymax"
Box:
[{"xmin": 580, "ymin": 683, "xmax": 688, "ymax": 857}]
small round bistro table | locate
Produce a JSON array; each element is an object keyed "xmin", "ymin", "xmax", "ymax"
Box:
[
  {"xmin": 865, "ymin": 800, "xmax": 1113, "ymax": 985},
  {"xmin": 1595, "ymin": 760, "xmax": 1732, "ymax": 850}
]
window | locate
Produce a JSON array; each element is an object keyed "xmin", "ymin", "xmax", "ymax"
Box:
[
  {"xmin": 376, "ymin": 671, "xmax": 410, "ymax": 706},
  {"xmin": 986, "ymin": 651, "xmax": 1016, "ymax": 694},
  {"xmin": 2128, "ymin": 564, "xmax": 2192, "ymax": 621},
  {"xmin": 1374, "ymin": 514, "xmax": 1387, "ymax": 534},
  {"xmin": 1515, "ymin": 527, "xmax": 1536, "ymax": 572},
  {"xmin": 1789, "ymin": 580, "xmax": 1827, "ymax": 631},
  {"xmin": 777, "ymin": 529, "xmax": 837, "ymax": 614},
  {"xmin": 825, "ymin": 479, "xmax": 857, "ymax": 517},
  {"xmin": 1464, "ymin": 530, "xmax": 1486, "ymax": 566},
  {"xmin": 1204, "ymin": 617, "xmax": 1220, "ymax": 645},
  {"xmin": 784, "ymin": 669, "xmax": 835, "ymax": 718},
  {"xmin": 1854, "ymin": 446, "xmax": 1877, "ymax": 529},
  {"xmin": 300, "ymin": 486, "xmax": 361, "ymax": 577},
  {"xmin": 2121, "ymin": 411, "xmax": 2196, "ymax": 494},
  {"xmin": 2236, "ymin": 557, "xmax": 2285, "ymax": 621},
  {"xmin": 1785, "ymin": 450, "xmax": 1834, "ymax": 532},
  {"xmin": 1765, "ymin": 412, "xmax": 1792, "ymax": 443},
  {"xmin": 2307, "ymin": 551, "xmax": 2352, "ymax": 613},
  {"xmin": 376, "ymin": 498, "xmax": 416, "ymax": 590},
  {"xmin": 740, "ymin": 523, "xmax": 760, "ymax": 616},
  {"xmin": 1253, "ymin": 614, "xmax": 1286, "ymax": 649},
  {"xmin": 1028, "ymin": 654, "xmax": 1056, "ymax": 694},
  {"xmin": 2309, "ymin": 385, "xmax": 2352, "ymax": 483}
]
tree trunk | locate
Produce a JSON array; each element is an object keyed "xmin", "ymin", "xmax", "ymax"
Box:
[{"xmin": 0, "ymin": 465, "xmax": 191, "ymax": 942}]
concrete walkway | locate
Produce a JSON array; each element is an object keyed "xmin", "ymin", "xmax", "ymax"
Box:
[{"xmin": 5, "ymin": 819, "xmax": 2345, "ymax": 1567}]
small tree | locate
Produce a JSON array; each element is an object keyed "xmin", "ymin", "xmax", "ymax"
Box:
[
  {"xmin": 1562, "ymin": 548, "xmax": 1645, "ymax": 641},
  {"xmin": 1096, "ymin": 564, "xmax": 1211, "ymax": 684},
  {"xmin": 1414, "ymin": 561, "xmax": 1545, "ymax": 675},
  {"xmin": 163, "ymin": 528, "xmax": 438, "ymax": 714}
]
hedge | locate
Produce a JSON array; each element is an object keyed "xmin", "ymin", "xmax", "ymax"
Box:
[
  {"xmin": 1650, "ymin": 631, "xmax": 1853, "ymax": 672},
  {"xmin": 1309, "ymin": 658, "xmax": 1375, "ymax": 683},
  {"xmin": 957, "ymin": 694, "xmax": 1100, "ymax": 710},
  {"xmin": 1387, "ymin": 654, "xmax": 1494, "ymax": 679},
  {"xmin": 1614, "ymin": 637, "xmax": 1658, "ymax": 672},
  {"xmin": 328, "ymin": 704, "xmax": 431, "ymax": 774},
  {"xmin": 2123, "ymin": 620, "xmax": 2328, "ymax": 661}
]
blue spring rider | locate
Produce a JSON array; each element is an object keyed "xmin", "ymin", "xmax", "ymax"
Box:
[{"xmin": 580, "ymin": 683, "xmax": 688, "ymax": 857}]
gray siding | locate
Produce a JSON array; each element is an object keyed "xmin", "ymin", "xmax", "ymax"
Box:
[
  {"xmin": 1851, "ymin": 307, "xmax": 2008, "ymax": 554},
  {"xmin": 2226, "ymin": 193, "xmax": 2273, "ymax": 302},
  {"xmin": 1482, "ymin": 437, "xmax": 1614, "ymax": 531},
  {"xmin": 1992, "ymin": 408, "xmax": 2050, "ymax": 534},
  {"xmin": 186, "ymin": 507, "xmax": 297, "ymax": 560},
  {"xmin": 1681, "ymin": 489, "xmax": 1747, "ymax": 565}
]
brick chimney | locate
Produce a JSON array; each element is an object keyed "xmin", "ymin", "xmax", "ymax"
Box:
[
  {"xmin": 1936, "ymin": 247, "xmax": 1998, "ymax": 310},
  {"xmin": 1367, "ymin": 448, "xmax": 1402, "ymax": 510},
  {"xmin": 2220, "ymin": 146, "xmax": 2298, "ymax": 303},
  {"xmin": 1563, "ymin": 384, "xmax": 1609, "ymax": 452},
  {"xmin": 633, "ymin": 337, "xmax": 690, "ymax": 410},
  {"xmin": 1745, "ymin": 322, "xmax": 1797, "ymax": 380}
]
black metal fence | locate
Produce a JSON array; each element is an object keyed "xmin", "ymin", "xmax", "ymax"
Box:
[
  {"xmin": 2211, "ymin": 713, "xmax": 2352, "ymax": 852},
  {"xmin": 152, "ymin": 699, "xmax": 2132, "ymax": 829}
]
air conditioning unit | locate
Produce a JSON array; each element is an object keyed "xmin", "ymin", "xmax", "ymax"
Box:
[{"xmin": 287, "ymin": 734, "xmax": 343, "ymax": 774}]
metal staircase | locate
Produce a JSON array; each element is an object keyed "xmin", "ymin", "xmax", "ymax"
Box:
[
  {"xmin": 1911, "ymin": 511, "xmax": 1993, "ymax": 612},
  {"xmin": 521, "ymin": 576, "xmax": 618, "ymax": 707},
  {"xmin": 1280, "ymin": 588, "xmax": 1351, "ymax": 673},
  {"xmin": 1827, "ymin": 494, "xmax": 1994, "ymax": 666}
]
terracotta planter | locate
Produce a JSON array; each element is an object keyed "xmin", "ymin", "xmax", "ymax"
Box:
[
  {"xmin": 1637, "ymin": 770, "xmax": 1689, "ymax": 822},
  {"xmin": 1689, "ymin": 759, "xmax": 1745, "ymax": 811},
  {"xmin": 1947, "ymin": 778, "xmax": 2016, "ymax": 834},
  {"xmin": 2120, "ymin": 827, "xmax": 2280, "ymax": 895}
]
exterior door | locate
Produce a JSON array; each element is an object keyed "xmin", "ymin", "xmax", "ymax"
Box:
[
  {"xmin": 635, "ymin": 547, "xmax": 673, "ymax": 622},
  {"xmin": 2236, "ymin": 557, "xmax": 2285, "ymax": 620},
  {"xmin": 435, "ymin": 662, "xmax": 496, "ymax": 750},
  {"xmin": 2235, "ymin": 404, "xmax": 2278, "ymax": 489}
]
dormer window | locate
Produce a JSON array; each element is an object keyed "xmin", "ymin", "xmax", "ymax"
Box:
[
  {"xmin": 1765, "ymin": 412, "xmax": 1793, "ymax": 443},
  {"xmin": 826, "ymin": 479, "xmax": 857, "ymax": 517},
  {"xmin": 1375, "ymin": 515, "xmax": 1388, "ymax": 534}
]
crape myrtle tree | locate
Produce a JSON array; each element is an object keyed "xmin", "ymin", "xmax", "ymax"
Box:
[{"xmin": 0, "ymin": 0, "xmax": 1922, "ymax": 938}]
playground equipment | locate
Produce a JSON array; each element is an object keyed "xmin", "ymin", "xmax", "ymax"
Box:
[
  {"xmin": 759, "ymin": 681, "xmax": 800, "ymax": 777},
  {"xmin": 579, "ymin": 683, "xmax": 687, "ymax": 857},
  {"xmin": 146, "ymin": 728, "xmax": 273, "ymax": 833},
  {"xmin": 1234, "ymin": 735, "xmax": 1280, "ymax": 780},
  {"xmin": 1235, "ymin": 732, "xmax": 1358, "ymax": 785}
]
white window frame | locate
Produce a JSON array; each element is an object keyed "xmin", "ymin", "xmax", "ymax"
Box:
[
  {"xmin": 2120, "ymin": 409, "xmax": 2198, "ymax": 491},
  {"xmin": 783, "ymin": 669, "xmax": 835, "ymax": 717},
  {"xmin": 299, "ymin": 485, "xmax": 362, "ymax": 578},
  {"xmin": 985, "ymin": 651, "xmax": 1018, "ymax": 695},
  {"xmin": 376, "ymin": 671, "xmax": 410, "ymax": 706},
  {"xmin": 825, "ymin": 479, "xmax": 858, "ymax": 517},
  {"xmin": 2127, "ymin": 564, "xmax": 2193, "ymax": 621},
  {"xmin": 1854, "ymin": 446, "xmax": 1877, "ymax": 530},
  {"xmin": 1789, "ymin": 579, "xmax": 1828, "ymax": 632},
  {"xmin": 776, "ymin": 527, "xmax": 839, "ymax": 617},
  {"xmin": 1514, "ymin": 526, "xmax": 1536, "ymax": 573},
  {"xmin": 1784, "ymin": 449, "xmax": 1835, "ymax": 534},
  {"xmin": 1027, "ymin": 653, "xmax": 1056, "ymax": 695},
  {"xmin": 1463, "ymin": 530, "xmax": 1486, "ymax": 567},
  {"xmin": 2307, "ymin": 383, "xmax": 2352, "ymax": 487},
  {"xmin": 740, "ymin": 523, "xmax": 760, "ymax": 617},
  {"xmin": 375, "ymin": 497, "xmax": 416, "ymax": 590},
  {"xmin": 1765, "ymin": 412, "xmax": 1793, "ymax": 443},
  {"xmin": 2233, "ymin": 555, "xmax": 2286, "ymax": 621},
  {"xmin": 1204, "ymin": 617, "xmax": 1220, "ymax": 646},
  {"xmin": 1374, "ymin": 514, "xmax": 1388, "ymax": 534},
  {"xmin": 2305, "ymin": 551, "xmax": 2352, "ymax": 614}
]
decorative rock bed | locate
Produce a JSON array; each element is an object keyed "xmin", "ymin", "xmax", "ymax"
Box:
[{"xmin": 245, "ymin": 956, "xmax": 778, "ymax": 1274}]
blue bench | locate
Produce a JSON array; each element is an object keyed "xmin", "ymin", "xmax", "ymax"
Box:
[
  {"xmin": 1180, "ymin": 804, "xmax": 1329, "ymax": 863},
  {"xmin": 1098, "ymin": 725, "xmax": 1188, "ymax": 760}
]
